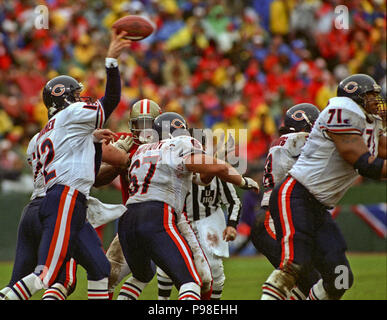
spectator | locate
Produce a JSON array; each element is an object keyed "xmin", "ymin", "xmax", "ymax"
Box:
[
  {"xmin": 0, "ymin": 0, "xmax": 384, "ymax": 188},
  {"xmin": 0, "ymin": 138, "xmax": 24, "ymax": 182}
]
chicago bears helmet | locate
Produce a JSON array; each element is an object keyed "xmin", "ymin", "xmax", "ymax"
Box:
[
  {"xmin": 42, "ymin": 75, "xmax": 85, "ymax": 118},
  {"xmin": 337, "ymin": 73, "xmax": 386, "ymax": 120},
  {"xmin": 279, "ymin": 103, "xmax": 320, "ymax": 134},
  {"xmin": 129, "ymin": 99, "xmax": 162, "ymax": 144},
  {"xmin": 153, "ymin": 112, "xmax": 188, "ymax": 140}
]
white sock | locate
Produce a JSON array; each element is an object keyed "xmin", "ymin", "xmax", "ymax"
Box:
[
  {"xmin": 42, "ymin": 283, "xmax": 68, "ymax": 300},
  {"xmin": 88, "ymin": 277, "xmax": 109, "ymax": 300},
  {"xmin": 4, "ymin": 273, "xmax": 44, "ymax": 300},
  {"xmin": 117, "ymin": 276, "xmax": 147, "ymax": 300},
  {"xmin": 0, "ymin": 287, "xmax": 11, "ymax": 300},
  {"xmin": 308, "ymin": 279, "xmax": 329, "ymax": 300},
  {"xmin": 288, "ymin": 285, "xmax": 307, "ymax": 300},
  {"xmin": 178, "ymin": 282, "xmax": 201, "ymax": 300},
  {"xmin": 261, "ymin": 270, "xmax": 294, "ymax": 300},
  {"xmin": 157, "ymin": 268, "xmax": 173, "ymax": 300}
]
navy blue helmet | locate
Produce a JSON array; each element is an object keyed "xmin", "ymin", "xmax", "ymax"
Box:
[
  {"xmin": 153, "ymin": 112, "xmax": 189, "ymax": 140},
  {"xmin": 42, "ymin": 75, "xmax": 84, "ymax": 118},
  {"xmin": 279, "ymin": 103, "xmax": 320, "ymax": 135},
  {"xmin": 337, "ymin": 73, "xmax": 385, "ymax": 120}
]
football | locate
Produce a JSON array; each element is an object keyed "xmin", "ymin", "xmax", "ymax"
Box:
[{"xmin": 112, "ymin": 15, "xmax": 154, "ymax": 41}]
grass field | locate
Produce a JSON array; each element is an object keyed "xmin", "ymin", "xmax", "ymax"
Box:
[{"xmin": 1, "ymin": 252, "xmax": 385, "ymax": 300}]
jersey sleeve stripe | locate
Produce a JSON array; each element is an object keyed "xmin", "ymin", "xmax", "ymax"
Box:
[
  {"xmin": 319, "ymin": 125, "xmax": 362, "ymax": 134},
  {"xmin": 97, "ymin": 100, "xmax": 105, "ymax": 128},
  {"xmin": 82, "ymin": 105, "xmax": 98, "ymax": 110}
]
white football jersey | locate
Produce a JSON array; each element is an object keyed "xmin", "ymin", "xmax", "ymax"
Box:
[
  {"xmin": 34, "ymin": 100, "xmax": 105, "ymax": 196},
  {"xmin": 126, "ymin": 135, "xmax": 204, "ymax": 213},
  {"xmin": 27, "ymin": 133, "xmax": 46, "ymax": 200},
  {"xmin": 261, "ymin": 132, "xmax": 309, "ymax": 207},
  {"xmin": 290, "ymin": 96, "xmax": 382, "ymax": 207}
]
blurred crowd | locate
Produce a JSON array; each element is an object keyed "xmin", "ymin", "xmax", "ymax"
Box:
[{"xmin": 0, "ymin": 0, "xmax": 386, "ymax": 190}]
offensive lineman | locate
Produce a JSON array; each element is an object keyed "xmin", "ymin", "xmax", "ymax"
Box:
[
  {"xmin": 261, "ymin": 74, "xmax": 386, "ymax": 300},
  {"xmin": 97, "ymin": 102, "xmax": 220, "ymax": 300},
  {"xmin": 3, "ymin": 30, "xmax": 131, "ymax": 300},
  {"xmin": 116, "ymin": 112, "xmax": 259, "ymax": 300},
  {"xmin": 99, "ymin": 109, "xmax": 221, "ymax": 299},
  {"xmin": 156, "ymin": 128, "xmax": 242, "ymax": 300},
  {"xmin": 250, "ymin": 103, "xmax": 321, "ymax": 299}
]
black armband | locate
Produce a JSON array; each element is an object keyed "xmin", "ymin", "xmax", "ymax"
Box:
[{"xmin": 353, "ymin": 152, "xmax": 384, "ymax": 180}]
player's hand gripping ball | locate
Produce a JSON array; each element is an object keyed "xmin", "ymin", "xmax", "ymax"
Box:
[{"xmin": 112, "ymin": 15, "xmax": 154, "ymax": 41}]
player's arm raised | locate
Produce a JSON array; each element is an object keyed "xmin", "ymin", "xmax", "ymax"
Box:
[
  {"xmin": 184, "ymin": 154, "xmax": 259, "ymax": 192},
  {"xmin": 99, "ymin": 30, "xmax": 132, "ymax": 120},
  {"xmin": 327, "ymin": 132, "xmax": 387, "ymax": 179}
]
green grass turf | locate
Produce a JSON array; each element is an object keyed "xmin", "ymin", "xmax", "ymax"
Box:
[{"xmin": 0, "ymin": 253, "xmax": 385, "ymax": 300}]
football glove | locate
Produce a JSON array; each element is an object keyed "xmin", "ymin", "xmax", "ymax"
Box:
[
  {"xmin": 113, "ymin": 135, "xmax": 134, "ymax": 153},
  {"xmin": 239, "ymin": 176, "xmax": 260, "ymax": 192}
]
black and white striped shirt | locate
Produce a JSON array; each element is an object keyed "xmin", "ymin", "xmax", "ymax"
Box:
[{"xmin": 184, "ymin": 177, "xmax": 242, "ymax": 228}]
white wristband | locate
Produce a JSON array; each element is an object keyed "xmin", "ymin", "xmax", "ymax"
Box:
[
  {"xmin": 239, "ymin": 177, "xmax": 246, "ymax": 187},
  {"xmin": 105, "ymin": 57, "xmax": 118, "ymax": 68}
]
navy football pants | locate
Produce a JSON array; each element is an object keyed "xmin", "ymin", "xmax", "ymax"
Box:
[
  {"xmin": 118, "ymin": 201, "xmax": 202, "ymax": 288},
  {"xmin": 9, "ymin": 185, "xmax": 109, "ymax": 289},
  {"xmin": 251, "ymin": 207, "xmax": 321, "ymax": 297},
  {"xmin": 268, "ymin": 176, "xmax": 353, "ymax": 297}
]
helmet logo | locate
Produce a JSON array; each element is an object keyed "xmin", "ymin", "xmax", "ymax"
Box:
[
  {"xmin": 51, "ymin": 84, "xmax": 65, "ymax": 96},
  {"xmin": 291, "ymin": 110, "xmax": 306, "ymax": 121},
  {"xmin": 343, "ymin": 81, "xmax": 358, "ymax": 94},
  {"xmin": 171, "ymin": 118, "xmax": 186, "ymax": 129}
]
